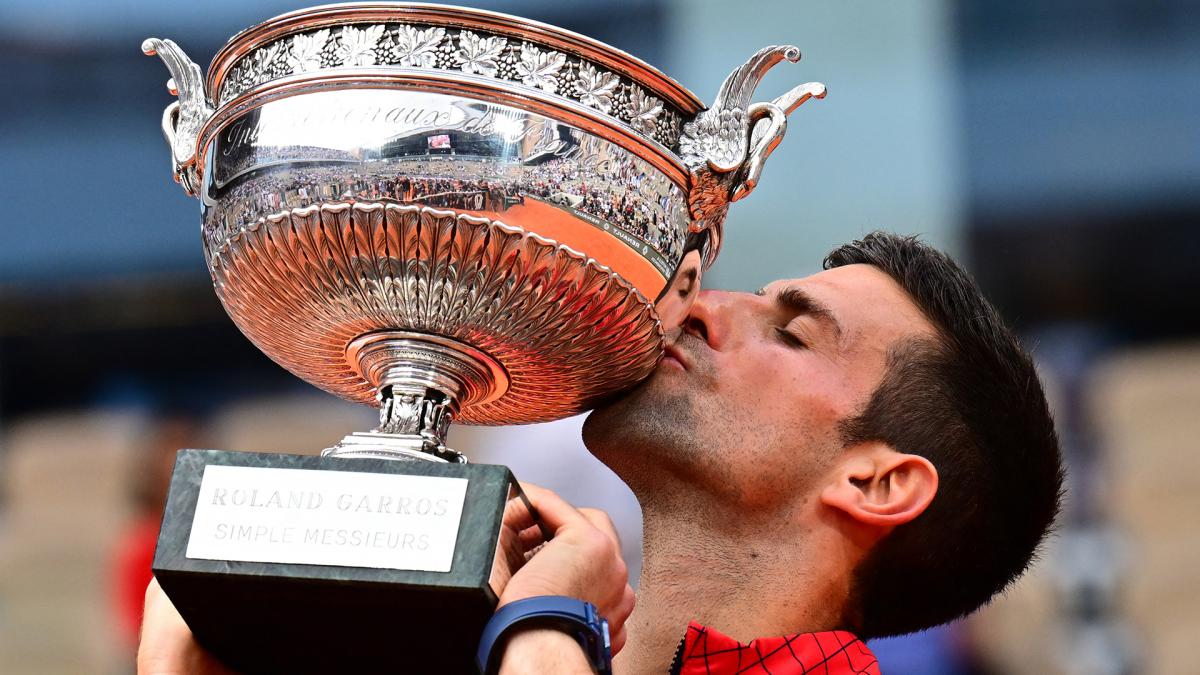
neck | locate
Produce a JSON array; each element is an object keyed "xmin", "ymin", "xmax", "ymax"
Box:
[{"xmin": 616, "ymin": 482, "xmax": 854, "ymax": 675}]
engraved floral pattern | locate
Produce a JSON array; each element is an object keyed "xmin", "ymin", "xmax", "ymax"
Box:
[
  {"xmin": 629, "ymin": 87, "xmax": 663, "ymax": 134},
  {"xmin": 250, "ymin": 43, "xmax": 283, "ymax": 79},
  {"xmin": 288, "ymin": 29, "xmax": 330, "ymax": 73},
  {"xmin": 393, "ymin": 25, "xmax": 445, "ymax": 68},
  {"xmin": 574, "ymin": 63, "xmax": 619, "ymax": 113},
  {"xmin": 515, "ymin": 43, "xmax": 565, "ymax": 93},
  {"xmin": 338, "ymin": 25, "xmax": 385, "ymax": 66},
  {"xmin": 654, "ymin": 112, "xmax": 683, "ymax": 148},
  {"xmin": 454, "ymin": 30, "xmax": 507, "ymax": 77},
  {"xmin": 218, "ymin": 22, "xmax": 686, "ymax": 149}
]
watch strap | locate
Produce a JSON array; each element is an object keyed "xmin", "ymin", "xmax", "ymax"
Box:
[{"xmin": 476, "ymin": 596, "xmax": 612, "ymax": 674}]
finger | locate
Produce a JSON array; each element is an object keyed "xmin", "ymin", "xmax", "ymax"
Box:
[
  {"xmin": 143, "ymin": 576, "xmax": 164, "ymax": 609},
  {"xmin": 522, "ymin": 542, "xmax": 546, "ymax": 562},
  {"xmin": 596, "ymin": 580, "xmax": 634, "ymax": 631},
  {"xmin": 611, "ymin": 625, "xmax": 627, "ymax": 655},
  {"xmin": 138, "ymin": 578, "xmax": 233, "ymax": 675},
  {"xmin": 578, "ymin": 507, "xmax": 620, "ymax": 548},
  {"xmin": 502, "ymin": 492, "xmax": 538, "ymax": 534},
  {"xmin": 495, "ymin": 520, "xmax": 528, "ymax": 579},
  {"xmin": 607, "ymin": 585, "xmax": 635, "ymax": 656},
  {"xmin": 517, "ymin": 482, "xmax": 592, "ymax": 535},
  {"xmin": 612, "ymin": 584, "xmax": 636, "ymax": 628},
  {"xmin": 140, "ymin": 578, "xmax": 189, "ymax": 649},
  {"xmin": 517, "ymin": 523, "xmax": 547, "ymax": 551}
]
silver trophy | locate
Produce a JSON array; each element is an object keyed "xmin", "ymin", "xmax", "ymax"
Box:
[{"xmin": 144, "ymin": 3, "xmax": 823, "ymax": 671}]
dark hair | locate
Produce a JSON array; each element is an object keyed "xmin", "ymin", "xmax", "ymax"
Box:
[{"xmin": 824, "ymin": 232, "xmax": 1065, "ymax": 638}]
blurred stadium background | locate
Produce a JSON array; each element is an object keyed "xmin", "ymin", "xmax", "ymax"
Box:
[{"xmin": 1, "ymin": 0, "xmax": 1197, "ymax": 673}]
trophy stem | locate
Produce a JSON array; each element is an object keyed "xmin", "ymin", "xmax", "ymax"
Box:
[{"xmin": 321, "ymin": 331, "xmax": 509, "ymax": 463}]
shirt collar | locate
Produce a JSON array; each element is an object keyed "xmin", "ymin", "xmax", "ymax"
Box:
[{"xmin": 671, "ymin": 621, "xmax": 880, "ymax": 675}]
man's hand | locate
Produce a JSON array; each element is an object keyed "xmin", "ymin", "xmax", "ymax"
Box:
[
  {"xmin": 137, "ymin": 578, "xmax": 234, "ymax": 674},
  {"xmin": 496, "ymin": 483, "xmax": 636, "ymax": 673}
]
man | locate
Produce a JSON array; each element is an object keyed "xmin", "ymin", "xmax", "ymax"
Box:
[{"xmin": 139, "ymin": 232, "xmax": 1064, "ymax": 674}]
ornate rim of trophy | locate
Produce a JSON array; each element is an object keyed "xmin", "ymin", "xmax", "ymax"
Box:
[{"xmin": 143, "ymin": 2, "xmax": 826, "ymax": 462}]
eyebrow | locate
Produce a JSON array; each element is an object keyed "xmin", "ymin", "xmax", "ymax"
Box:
[{"xmin": 757, "ymin": 285, "xmax": 843, "ymax": 339}]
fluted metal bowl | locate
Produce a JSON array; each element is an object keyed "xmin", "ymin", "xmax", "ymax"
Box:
[{"xmin": 144, "ymin": 2, "xmax": 824, "ymax": 459}]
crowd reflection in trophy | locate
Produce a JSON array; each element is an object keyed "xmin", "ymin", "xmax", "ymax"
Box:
[{"xmin": 206, "ymin": 146, "xmax": 689, "ymax": 264}]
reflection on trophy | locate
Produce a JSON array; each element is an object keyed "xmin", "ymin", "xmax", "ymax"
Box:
[{"xmin": 144, "ymin": 3, "xmax": 823, "ymax": 671}]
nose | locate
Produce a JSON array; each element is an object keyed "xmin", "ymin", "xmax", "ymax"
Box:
[{"xmin": 681, "ymin": 289, "xmax": 740, "ymax": 350}]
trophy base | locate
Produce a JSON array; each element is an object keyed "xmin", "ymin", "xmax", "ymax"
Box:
[{"xmin": 153, "ymin": 449, "xmax": 533, "ymax": 674}]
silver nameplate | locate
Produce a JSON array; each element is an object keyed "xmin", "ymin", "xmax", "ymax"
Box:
[{"xmin": 186, "ymin": 465, "xmax": 468, "ymax": 572}]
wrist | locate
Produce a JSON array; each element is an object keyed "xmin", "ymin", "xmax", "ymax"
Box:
[
  {"xmin": 477, "ymin": 596, "xmax": 612, "ymax": 675},
  {"xmin": 498, "ymin": 628, "xmax": 593, "ymax": 675}
]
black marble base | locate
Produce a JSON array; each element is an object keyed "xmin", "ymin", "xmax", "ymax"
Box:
[{"xmin": 153, "ymin": 449, "xmax": 529, "ymax": 674}]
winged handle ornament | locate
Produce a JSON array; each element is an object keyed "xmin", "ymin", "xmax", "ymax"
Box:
[
  {"xmin": 142, "ymin": 38, "xmax": 213, "ymax": 196},
  {"xmin": 681, "ymin": 46, "xmax": 826, "ymax": 231}
]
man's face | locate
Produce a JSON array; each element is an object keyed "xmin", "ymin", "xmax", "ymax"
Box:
[{"xmin": 584, "ymin": 263, "xmax": 934, "ymax": 507}]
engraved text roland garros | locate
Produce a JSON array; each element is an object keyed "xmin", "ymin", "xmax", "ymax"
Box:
[
  {"xmin": 205, "ymin": 486, "xmax": 450, "ymax": 551},
  {"xmin": 187, "ymin": 466, "xmax": 469, "ymax": 572}
]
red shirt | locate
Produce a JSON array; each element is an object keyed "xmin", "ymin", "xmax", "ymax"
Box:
[{"xmin": 670, "ymin": 622, "xmax": 880, "ymax": 674}]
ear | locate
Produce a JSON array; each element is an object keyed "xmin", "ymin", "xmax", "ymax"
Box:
[{"xmin": 819, "ymin": 444, "xmax": 938, "ymax": 530}]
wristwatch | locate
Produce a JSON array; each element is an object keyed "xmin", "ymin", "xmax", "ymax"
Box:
[{"xmin": 476, "ymin": 596, "xmax": 612, "ymax": 675}]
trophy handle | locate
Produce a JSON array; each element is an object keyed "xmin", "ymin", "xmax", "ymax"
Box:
[
  {"xmin": 681, "ymin": 46, "xmax": 826, "ymax": 223},
  {"xmin": 142, "ymin": 37, "xmax": 213, "ymax": 196},
  {"xmin": 733, "ymin": 82, "xmax": 827, "ymax": 203}
]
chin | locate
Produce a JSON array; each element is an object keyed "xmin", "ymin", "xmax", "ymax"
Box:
[
  {"xmin": 583, "ymin": 373, "xmax": 697, "ymax": 466},
  {"xmin": 581, "ymin": 389, "xmax": 638, "ymax": 455}
]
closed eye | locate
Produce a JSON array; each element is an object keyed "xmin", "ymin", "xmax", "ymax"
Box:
[{"xmin": 775, "ymin": 326, "xmax": 806, "ymax": 348}]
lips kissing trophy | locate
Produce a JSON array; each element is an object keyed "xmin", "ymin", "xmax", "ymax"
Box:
[{"xmin": 144, "ymin": 3, "xmax": 823, "ymax": 672}]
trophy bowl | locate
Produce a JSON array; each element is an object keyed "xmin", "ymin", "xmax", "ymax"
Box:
[
  {"xmin": 142, "ymin": 3, "xmax": 825, "ymax": 671},
  {"xmin": 144, "ymin": 2, "xmax": 825, "ymax": 462}
]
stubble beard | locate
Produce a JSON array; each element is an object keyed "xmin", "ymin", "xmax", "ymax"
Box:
[{"xmin": 583, "ymin": 339, "xmax": 716, "ymax": 491}]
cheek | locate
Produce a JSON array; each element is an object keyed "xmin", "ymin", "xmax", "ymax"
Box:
[
  {"xmin": 718, "ymin": 363, "xmax": 848, "ymax": 444},
  {"xmin": 708, "ymin": 385, "xmax": 845, "ymax": 508}
]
